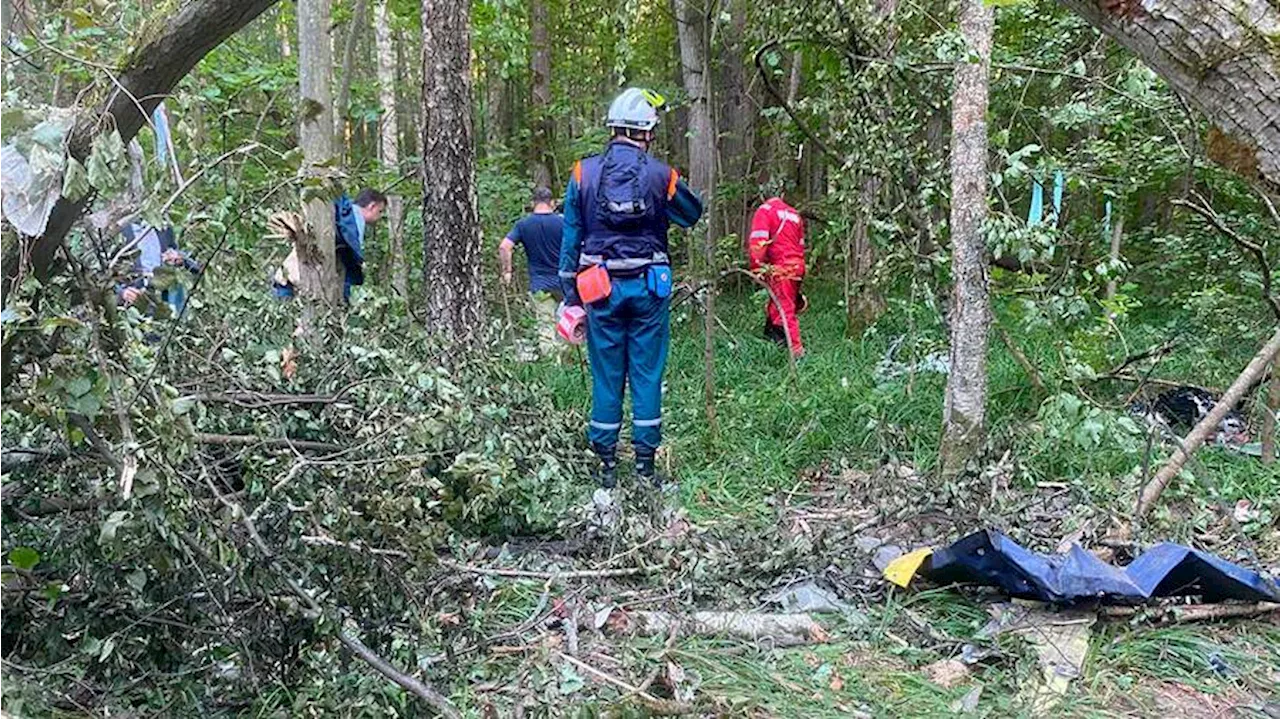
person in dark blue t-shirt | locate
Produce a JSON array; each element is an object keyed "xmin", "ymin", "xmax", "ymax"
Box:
[{"xmin": 498, "ymin": 186, "xmax": 565, "ymax": 355}]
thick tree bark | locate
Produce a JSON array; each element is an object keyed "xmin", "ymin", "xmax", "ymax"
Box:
[
  {"xmin": 1058, "ymin": 0, "xmax": 1280, "ymax": 190},
  {"xmin": 529, "ymin": 0, "xmax": 553, "ymax": 188},
  {"xmin": 298, "ymin": 0, "xmax": 341, "ymax": 306},
  {"xmin": 674, "ymin": 0, "xmax": 715, "ymax": 203},
  {"xmin": 718, "ymin": 0, "xmax": 754, "ymax": 239},
  {"xmin": 939, "ymin": 0, "xmax": 994, "ymax": 478},
  {"xmin": 421, "ymin": 0, "xmax": 485, "ymax": 347},
  {"xmin": 675, "ymin": 0, "xmax": 718, "ymax": 433},
  {"xmin": 375, "ymin": 0, "xmax": 407, "ymax": 298}
]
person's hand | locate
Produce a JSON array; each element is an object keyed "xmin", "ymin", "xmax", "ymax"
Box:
[
  {"xmin": 162, "ymin": 249, "xmax": 184, "ymax": 266},
  {"xmin": 501, "ymin": 271, "xmax": 513, "ymax": 285},
  {"xmin": 121, "ymin": 287, "xmax": 145, "ymax": 305}
]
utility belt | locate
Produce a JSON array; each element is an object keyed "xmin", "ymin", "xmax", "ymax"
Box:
[{"xmin": 573, "ymin": 253, "xmax": 671, "ymax": 304}]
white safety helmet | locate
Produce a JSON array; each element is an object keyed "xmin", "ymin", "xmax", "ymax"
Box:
[{"xmin": 605, "ymin": 88, "xmax": 664, "ymax": 133}]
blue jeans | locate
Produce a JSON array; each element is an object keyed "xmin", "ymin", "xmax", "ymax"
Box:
[{"xmin": 585, "ymin": 276, "xmax": 670, "ymax": 452}]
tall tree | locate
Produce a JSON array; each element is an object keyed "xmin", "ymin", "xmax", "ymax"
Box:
[
  {"xmin": 938, "ymin": 0, "xmax": 994, "ymax": 477},
  {"xmin": 335, "ymin": 0, "xmax": 367, "ymax": 148},
  {"xmin": 375, "ymin": 0, "xmax": 407, "ymax": 297},
  {"xmin": 675, "ymin": 0, "xmax": 718, "ymax": 433},
  {"xmin": 529, "ymin": 0, "xmax": 553, "ymax": 187},
  {"xmin": 421, "ymin": 0, "xmax": 485, "ymax": 346},
  {"xmin": 296, "ymin": 0, "xmax": 341, "ymax": 305}
]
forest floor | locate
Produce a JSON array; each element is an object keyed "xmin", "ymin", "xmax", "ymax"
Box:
[{"xmin": 413, "ymin": 278, "xmax": 1280, "ymax": 717}]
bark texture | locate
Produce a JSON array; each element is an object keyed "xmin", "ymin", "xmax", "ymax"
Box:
[
  {"xmin": 675, "ymin": 0, "xmax": 718, "ymax": 433},
  {"xmin": 421, "ymin": 0, "xmax": 485, "ymax": 346},
  {"xmin": 375, "ymin": 0, "xmax": 408, "ymax": 297},
  {"xmin": 674, "ymin": 0, "xmax": 715, "ymax": 200},
  {"xmin": 298, "ymin": 0, "xmax": 340, "ymax": 305},
  {"xmin": 1058, "ymin": 0, "xmax": 1280, "ymax": 190},
  {"xmin": 529, "ymin": 0, "xmax": 553, "ymax": 188},
  {"xmin": 939, "ymin": 0, "xmax": 994, "ymax": 478}
]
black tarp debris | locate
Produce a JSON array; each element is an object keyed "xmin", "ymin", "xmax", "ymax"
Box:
[{"xmin": 901, "ymin": 529, "xmax": 1280, "ymax": 604}]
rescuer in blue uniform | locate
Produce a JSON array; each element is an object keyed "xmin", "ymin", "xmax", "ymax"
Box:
[{"xmin": 559, "ymin": 88, "xmax": 704, "ymax": 489}]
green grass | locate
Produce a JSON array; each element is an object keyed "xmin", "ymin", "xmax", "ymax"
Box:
[{"xmin": 493, "ymin": 276, "xmax": 1280, "ymax": 717}]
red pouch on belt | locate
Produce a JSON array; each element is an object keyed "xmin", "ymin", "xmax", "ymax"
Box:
[{"xmin": 576, "ymin": 264, "xmax": 612, "ymax": 305}]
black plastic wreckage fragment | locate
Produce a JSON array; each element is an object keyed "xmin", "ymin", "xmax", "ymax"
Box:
[{"xmin": 897, "ymin": 529, "xmax": 1280, "ymax": 605}]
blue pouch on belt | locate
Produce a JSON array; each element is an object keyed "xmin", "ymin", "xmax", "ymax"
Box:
[{"xmin": 646, "ymin": 264, "xmax": 672, "ymax": 299}]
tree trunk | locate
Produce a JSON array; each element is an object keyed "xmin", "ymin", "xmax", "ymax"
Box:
[
  {"xmin": 718, "ymin": 0, "xmax": 753, "ymax": 239},
  {"xmin": 298, "ymin": 0, "xmax": 340, "ymax": 306},
  {"xmin": 529, "ymin": 0, "xmax": 553, "ymax": 188},
  {"xmin": 674, "ymin": 0, "xmax": 715, "ymax": 205},
  {"xmin": 375, "ymin": 0, "xmax": 407, "ymax": 298},
  {"xmin": 675, "ymin": 0, "xmax": 717, "ymax": 434},
  {"xmin": 421, "ymin": 0, "xmax": 484, "ymax": 347},
  {"xmin": 335, "ymin": 0, "xmax": 367, "ymax": 150},
  {"xmin": 276, "ymin": 7, "xmax": 292, "ymax": 58},
  {"xmin": 1058, "ymin": 0, "xmax": 1280, "ymax": 191},
  {"xmin": 938, "ymin": 0, "xmax": 994, "ymax": 478}
]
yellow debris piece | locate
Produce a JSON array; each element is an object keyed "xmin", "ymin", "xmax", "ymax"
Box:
[{"xmin": 884, "ymin": 547, "xmax": 934, "ymax": 587}]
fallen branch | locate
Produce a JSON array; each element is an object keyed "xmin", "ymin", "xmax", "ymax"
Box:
[
  {"xmin": 194, "ymin": 433, "xmax": 342, "ymax": 452},
  {"xmin": 1101, "ymin": 602, "xmax": 1279, "ymax": 623},
  {"xmin": 555, "ymin": 651, "xmax": 695, "ymax": 715},
  {"xmin": 439, "ymin": 560, "xmax": 656, "ymax": 581},
  {"xmin": 1172, "ymin": 194, "xmax": 1280, "ymax": 321},
  {"xmin": 996, "ymin": 324, "xmax": 1046, "ymax": 392},
  {"xmin": 192, "ymin": 391, "xmax": 347, "ymax": 408},
  {"xmin": 620, "ymin": 610, "xmax": 828, "ymax": 647},
  {"xmin": 199, "ymin": 466, "xmax": 460, "ymax": 718},
  {"xmin": 1137, "ymin": 326, "xmax": 1280, "ymax": 517},
  {"xmin": 1264, "ymin": 361, "xmax": 1279, "ymax": 464},
  {"xmin": 1098, "ymin": 373, "xmax": 1217, "ymax": 394},
  {"xmin": 300, "ymin": 534, "xmax": 410, "ymax": 558}
]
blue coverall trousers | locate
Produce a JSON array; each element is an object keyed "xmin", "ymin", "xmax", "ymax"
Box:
[{"xmin": 585, "ymin": 275, "xmax": 669, "ymax": 453}]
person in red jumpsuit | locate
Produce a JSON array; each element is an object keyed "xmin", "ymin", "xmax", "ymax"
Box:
[{"xmin": 748, "ymin": 194, "xmax": 806, "ymax": 357}]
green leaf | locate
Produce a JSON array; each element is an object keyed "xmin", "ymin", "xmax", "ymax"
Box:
[
  {"xmin": 8, "ymin": 547, "xmax": 40, "ymax": 571},
  {"xmin": 86, "ymin": 130, "xmax": 125, "ymax": 194},
  {"xmin": 67, "ymin": 376, "xmax": 93, "ymax": 397},
  {"xmin": 171, "ymin": 396, "xmax": 196, "ymax": 416},
  {"xmin": 99, "ymin": 636, "xmax": 116, "ymax": 662},
  {"xmin": 125, "ymin": 568, "xmax": 147, "ymax": 592},
  {"xmin": 62, "ymin": 157, "xmax": 90, "ymax": 201},
  {"xmin": 99, "ymin": 510, "xmax": 130, "ymax": 544}
]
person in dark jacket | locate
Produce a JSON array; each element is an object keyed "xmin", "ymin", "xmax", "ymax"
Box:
[
  {"xmin": 559, "ymin": 88, "xmax": 703, "ymax": 490},
  {"xmin": 273, "ymin": 188, "xmax": 387, "ymax": 301}
]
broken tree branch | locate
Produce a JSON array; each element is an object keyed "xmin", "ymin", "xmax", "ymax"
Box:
[
  {"xmin": 555, "ymin": 651, "xmax": 695, "ymax": 715},
  {"xmin": 1137, "ymin": 326, "xmax": 1280, "ymax": 517},
  {"xmin": 193, "ymin": 433, "xmax": 343, "ymax": 452},
  {"xmin": 996, "ymin": 324, "xmax": 1046, "ymax": 392},
  {"xmin": 620, "ymin": 610, "xmax": 828, "ymax": 647},
  {"xmin": 1172, "ymin": 194, "xmax": 1280, "ymax": 322},
  {"xmin": 438, "ymin": 560, "xmax": 656, "ymax": 581},
  {"xmin": 1102, "ymin": 602, "xmax": 1279, "ymax": 623},
  {"xmin": 200, "ymin": 466, "xmax": 460, "ymax": 718}
]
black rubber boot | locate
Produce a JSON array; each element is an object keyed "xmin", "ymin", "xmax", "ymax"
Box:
[
  {"xmin": 593, "ymin": 443, "xmax": 618, "ymax": 489},
  {"xmin": 635, "ymin": 449, "xmax": 664, "ymax": 488}
]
